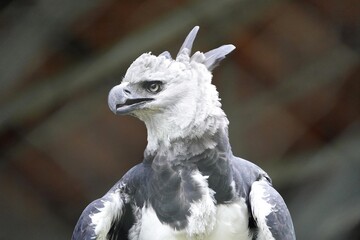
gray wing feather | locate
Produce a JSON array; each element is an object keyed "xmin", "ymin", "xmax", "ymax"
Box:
[
  {"xmin": 72, "ymin": 198, "xmax": 108, "ymax": 240},
  {"xmin": 250, "ymin": 178, "xmax": 296, "ymax": 240},
  {"xmin": 72, "ymin": 165, "xmax": 142, "ymax": 240},
  {"xmin": 72, "ymin": 181, "xmax": 130, "ymax": 240}
]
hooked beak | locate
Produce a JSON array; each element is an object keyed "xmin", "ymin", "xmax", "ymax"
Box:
[{"xmin": 108, "ymin": 84, "xmax": 154, "ymax": 115}]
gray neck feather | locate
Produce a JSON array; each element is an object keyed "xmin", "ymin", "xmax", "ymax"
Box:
[{"xmin": 144, "ymin": 118, "xmax": 232, "ymax": 165}]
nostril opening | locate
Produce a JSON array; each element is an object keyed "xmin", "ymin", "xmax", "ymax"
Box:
[{"xmin": 124, "ymin": 89, "xmax": 131, "ymax": 94}]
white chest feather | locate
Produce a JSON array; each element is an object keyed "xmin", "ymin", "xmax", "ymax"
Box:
[{"xmin": 129, "ymin": 199, "xmax": 251, "ymax": 240}]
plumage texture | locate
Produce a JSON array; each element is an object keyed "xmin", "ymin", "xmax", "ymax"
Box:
[{"xmin": 73, "ymin": 26, "xmax": 296, "ymax": 240}]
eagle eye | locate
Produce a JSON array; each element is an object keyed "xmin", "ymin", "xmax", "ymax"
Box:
[{"xmin": 143, "ymin": 81, "xmax": 163, "ymax": 93}]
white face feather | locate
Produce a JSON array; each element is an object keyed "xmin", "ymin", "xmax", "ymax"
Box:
[
  {"xmin": 121, "ymin": 52, "xmax": 228, "ymax": 152},
  {"xmin": 109, "ymin": 27, "xmax": 235, "ymax": 152}
]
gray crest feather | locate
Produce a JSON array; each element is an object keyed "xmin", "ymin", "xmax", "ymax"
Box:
[
  {"xmin": 204, "ymin": 44, "xmax": 236, "ymax": 71},
  {"xmin": 159, "ymin": 51, "xmax": 172, "ymax": 59},
  {"xmin": 176, "ymin": 26, "xmax": 200, "ymax": 59}
]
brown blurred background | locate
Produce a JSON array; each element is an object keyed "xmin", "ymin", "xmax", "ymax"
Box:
[{"xmin": 0, "ymin": 0, "xmax": 359, "ymax": 239}]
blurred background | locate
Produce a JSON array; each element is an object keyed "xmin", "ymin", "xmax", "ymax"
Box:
[{"xmin": 0, "ymin": 0, "xmax": 359, "ymax": 239}]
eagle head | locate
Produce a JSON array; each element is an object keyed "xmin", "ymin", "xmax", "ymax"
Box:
[{"xmin": 108, "ymin": 26, "xmax": 235, "ymax": 150}]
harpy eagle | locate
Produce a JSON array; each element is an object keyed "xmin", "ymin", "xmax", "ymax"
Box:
[{"xmin": 72, "ymin": 26, "xmax": 296, "ymax": 240}]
